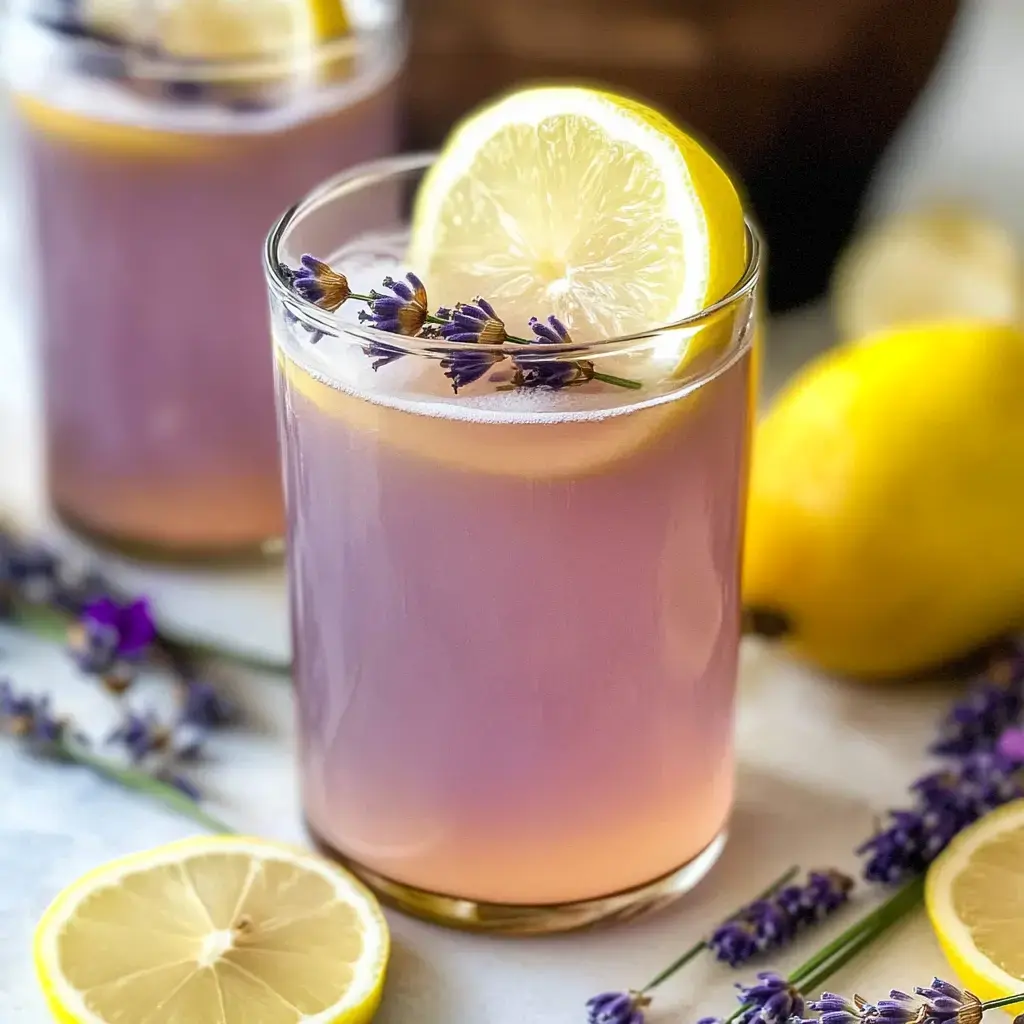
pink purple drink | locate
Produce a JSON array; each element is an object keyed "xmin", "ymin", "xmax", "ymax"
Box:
[
  {"xmin": 267, "ymin": 159, "xmax": 758, "ymax": 927},
  {"xmin": 7, "ymin": 6, "xmax": 403, "ymax": 556}
]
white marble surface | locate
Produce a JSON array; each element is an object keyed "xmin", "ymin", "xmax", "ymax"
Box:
[{"xmin": 2, "ymin": 0, "xmax": 1024, "ymax": 1020}]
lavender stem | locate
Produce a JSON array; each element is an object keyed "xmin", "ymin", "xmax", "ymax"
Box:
[{"xmin": 640, "ymin": 865, "xmax": 801, "ymax": 993}]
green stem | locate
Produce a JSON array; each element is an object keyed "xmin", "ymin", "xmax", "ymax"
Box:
[
  {"xmin": 58, "ymin": 741, "xmax": 236, "ymax": 835},
  {"xmin": 592, "ymin": 371, "xmax": 644, "ymax": 390},
  {"xmin": 723, "ymin": 875, "xmax": 925, "ymax": 1024},
  {"xmin": 983, "ymin": 996, "xmax": 1024, "ymax": 1012},
  {"xmin": 641, "ymin": 865, "xmax": 801, "ymax": 993}
]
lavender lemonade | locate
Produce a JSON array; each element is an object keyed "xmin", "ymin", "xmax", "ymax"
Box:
[
  {"xmin": 269, "ymin": 91, "xmax": 758, "ymax": 930},
  {"xmin": 6, "ymin": 0, "xmax": 403, "ymax": 556}
]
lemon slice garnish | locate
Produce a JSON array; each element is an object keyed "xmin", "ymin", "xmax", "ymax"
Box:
[
  {"xmin": 34, "ymin": 835, "xmax": 389, "ymax": 1024},
  {"xmin": 155, "ymin": 0, "xmax": 350, "ymax": 63},
  {"xmin": 926, "ymin": 799, "xmax": 1024, "ymax": 1005},
  {"xmin": 832, "ymin": 205, "xmax": 1022, "ymax": 341},
  {"xmin": 407, "ymin": 85, "xmax": 747, "ymax": 372}
]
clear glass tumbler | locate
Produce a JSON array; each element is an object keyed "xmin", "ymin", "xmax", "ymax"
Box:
[
  {"xmin": 266, "ymin": 154, "xmax": 760, "ymax": 933},
  {"xmin": 5, "ymin": 0, "xmax": 404, "ymax": 558}
]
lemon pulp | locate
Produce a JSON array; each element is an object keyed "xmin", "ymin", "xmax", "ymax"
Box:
[
  {"xmin": 407, "ymin": 85, "xmax": 747, "ymax": 372},
  {"xmin": 926, "ymin": 800, "xmax": 1024, "ymax": 1005},
  {"xmin": 34, "ymin": 835, "xmax": 389, "ymax": 1024}
]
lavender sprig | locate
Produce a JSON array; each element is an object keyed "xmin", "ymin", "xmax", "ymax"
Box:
[
  {"xmin": 931, "ymin": 653, "xmax": 1024, "ymax": 756},
  {"xmin": 709, "ymin": 869, "xmax": 854, "ymax": 966},
  {"xmin": 588, "ymin": 866, "xmax": 824, "ymax": 1023},
  {"xmin": 282, "ymin": 255, "xmax": 643, "ymax": 393},
  {"xmin": 0, "ymin": 680, "xmax": 230, "ymax": 832},
  {"xmin": 804, "ymin": 981, "xmax": 1022, "ymax": 1024}
]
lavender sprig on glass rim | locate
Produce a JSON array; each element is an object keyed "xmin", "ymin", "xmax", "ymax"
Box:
[
  {"xmin": 586, "ymin": 866, "xmax": 853, "ymax": 1024},
  {"xmin": 281, "ymin": 253, "xmax": 642, "ymax": 393}
]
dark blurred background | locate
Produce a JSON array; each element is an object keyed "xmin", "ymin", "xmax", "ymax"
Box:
[{"xmin": 401, "ymin": 0, "xmax": 961, "ymax": 313}]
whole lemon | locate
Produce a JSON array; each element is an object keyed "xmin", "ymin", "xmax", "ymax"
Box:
[{"xmin": 742, "ymin": 320, "xmax": 1024, "ymax": 679}]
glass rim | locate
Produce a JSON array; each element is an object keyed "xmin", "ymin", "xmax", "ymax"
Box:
[
  {"xmin": 264, "ymin": 151, "xmax": 762, "ymax": 360},
  {"xmin": 9, "ymin": 11, "xmax": 399, "ymax": 85}
]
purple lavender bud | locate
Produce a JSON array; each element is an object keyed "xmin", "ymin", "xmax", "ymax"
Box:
[
  {"xmin": 586, "ymin": 990, "xmax": 649, "ymax": 1024},
  {"xmin": 736, "ymin": 972, "xmax": 805, "ymax": 1024},
  {"xmin": 512, "ymin": 315, "xmax": 594, "ymax": 390},
  {"xmin": 107, "ymin": 712, "xmax": 169, "ymax": 762},
  {"xmin": 359, "ymin": 273, "xmax": 428, "ymax": 336},
  {"xmin": 997, "ymin": 727, "xmax": 1024, "ymax": 763},
  {"xmin": 181, "ymin": 680, "xmax": 235, "ymax": 729},
  {"xmin": 437, "ymin": 299, "xmax": 508, "ymax": 391},
  {"xmin": 708, "ymin": 919, "xmax": 761, "ymax": 967},
  {"xmin": 0, "ymin": 682, "xmax": 66, "ymax": 746},
  {"xmin": 809, "ymin": 993, "xmax": 862, "ymax": 1024},
  {"xmin": 914, "ymin": 980, "xmax": 982, "ymax": 1024},
  {"xmin": 873, "ymin": 991, "xmax": 921, "ymax": 1024},
  {"xmin": 293, "ymin": 254, "xmax": 350, "ymax": 311},
  {"xmin": 931, "ymin": 667, "xmax": 1024, "ymax": 757}
]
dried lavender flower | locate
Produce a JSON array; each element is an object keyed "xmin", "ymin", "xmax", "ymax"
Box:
[
  {"xmin": 997, "ymin": 727, "xmax": 1024, "ymax": 762},
  {"xmin": 736, "ymin": 971, "xmax": 806, "ymax": 1024},
  {"xmin": 293, "ymin": 254, "xmax": 351, "ymax": 311},
  {"xmin": 0, "ymin": 681, "xmax": 66, "ymax": 746},
  {"xmin": 437, "ymin": 298, "xmax": 508, "ymax": 391},
  {"xmin": 107, "ymin": 711, "xmax": 170, "ymax": 762},
  {"xmin": 586, "ymin": 991, "xmax": 650, "ymax": 1024},
  {"xmin": 709, "ymin": 870, "xmax": 853, "ymax": 966},
  {"xmin": 512, "ymin": 315, "xmax": 595, "ymax": 390},
  {"xmin": 915, "ymin": 980, "xmax": 983, "ymax": 1024},
  {"xmin": 69, "ymin": 596, "xmax": 156, "ymax": 683},
  {"xmin": 181, "ymin": 680, "xmax": 236, "ymax": 729},
  {"xmin": 931, "ymin": 656, "xmax": 1024, "ymax": 757},
  {"xmin": 808, "ymin": 993, "xmax": 864, "ymax": 1024},
  {"xmin": 359, "ymin": 273, "xmax": 429, "ymax": 336},
  {"xmin": 859, "ymin": 751, "xmax": 1024, "ymax": 883}
]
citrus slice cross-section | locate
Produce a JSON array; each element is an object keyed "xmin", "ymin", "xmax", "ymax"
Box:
[
  {"xmin": 926, "ymin": 798, "xmax": 1024, "ymax": 1006},
  {"xmin": 34, "ymin": 835, "xmax": 389, "ymax": 1024},
  {"xmin": 407, "ymin": 85, "xmax": 748, "ymax": 370}
]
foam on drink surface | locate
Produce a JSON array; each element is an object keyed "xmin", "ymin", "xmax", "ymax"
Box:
[
  {"xmin": 3, "ymin": 12, "xmax": 403, "ymax": 135},
  {"xmin": 279, "ymin": 234, "xmax": 699, "ymax": 427}
]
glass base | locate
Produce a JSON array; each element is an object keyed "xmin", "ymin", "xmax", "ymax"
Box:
[
  {"xmin": 53, "ymin": 502, "xmax": 285, "ymax": 567},
  {"xmin": 307, "ymin": 824, "xmax": 728, "ymax": 935}
]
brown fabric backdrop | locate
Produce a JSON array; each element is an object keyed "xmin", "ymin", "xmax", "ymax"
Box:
[{"xmin": 400, "ymin": 0, "xmax": 961, "ymax": 311}]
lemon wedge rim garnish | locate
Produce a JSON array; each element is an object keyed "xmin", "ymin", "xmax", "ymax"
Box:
[
  {"xmin": 407, "ymin": 84, "xmax": 748, "ymax": 373},
  {"xmin": 34, "ymin": 834, "xmax": 389, "ymax": 1024},
  {"xmin": 926, "ymin": 798, "xmax": 1024, "ymax": 1004}
]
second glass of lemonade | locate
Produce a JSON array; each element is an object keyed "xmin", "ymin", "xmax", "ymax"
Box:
[
  {"xmin": 267, "ymin": 143, "xmax": 759, "ymax": 931},
  {"xmin": 6, "ymin": 0, "xmax": 404, "ymax": 558}
]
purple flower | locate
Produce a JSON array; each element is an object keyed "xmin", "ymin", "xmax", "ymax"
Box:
[
  {"xmin": 997, "ymin": 727, "xmax": 1024, "ymax": 763},
  {"xmin": 709, "ymin": 870, "xmax": 853, "ymax": 966},
  {"xmin": 293, "ymin": 254, "xmax": 351, "ymax": 311},
  {"xmin": 359, "ymin": 273, "xmax": 428, "ymax": 336},
  {"xmin": 914, "ymin": 980, "xmax": 982, "ymax": 1024},
  {"xmin": 586, "ymin": 991, "xmax": 650, "ymax": 1024},
  {"xmin": 181, "ymin": 680, "xmax": 235, "ymax": 729},
  {"xmin": 72, "ymin": 597, "xmax": 156, "ymax": 667},
  {"xmin": 859, "ymin": 751, "xmax": 1024, "ymax": 883},
  {"xmin": 437, "ymin": 298, "xmax": 508, "ymax": 391},
  {"xmin": 736, "ymin": 972, "xmax": 805, "ymax": 1024},
  {"xmin": 931, "ymin": 658, "xmax": 1024, "ymax": 757},
  {"xmin": 512, "ymin": 316, "xmax": 595, "ymax": 390},
  {"xmin": 0, "ymin": 681, "xmax": 66, "ymax": 746},
  {"xmin": 872, "ymin": 991, "xmax": 923, "ymax": 1024},
  {"xmin": 108, "ymin": 711, "xmax": 169, "ymax": 762},
  {"xmin": 809, "ymin": 993, "xmax": 864, "ymax": 1024}
]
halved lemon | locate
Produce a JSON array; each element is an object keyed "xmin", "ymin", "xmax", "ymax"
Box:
[
  {"xmin": 925, "ymin": 799, "xmax": 1024, "ymax": 1006},
  {"xmin": 832, "ymin": 205, "xmax": 1022, "ymax": 341},
  {"xmin": 34, "ymin": 835, "xmax": 389, "ymax": 1024},
  {"xmin": 407, "ymin": 85, "xmax": 748, "ymax": 371}
]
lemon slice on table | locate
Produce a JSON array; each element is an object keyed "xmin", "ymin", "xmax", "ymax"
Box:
[
  {"xmin": 925, "ymin": 799, "xmax": 1024, "ymax": 1005},
  {"xmin": 34, "ymin": 835, "xmax": 389, "ymax": 1024},
  {"xmin": 408, "ymin": 85, "xmax": 748, "ymax": 373},
  {"xmin": 832, "ymin": 206, "xmax": 1022, "ymax": 341}
]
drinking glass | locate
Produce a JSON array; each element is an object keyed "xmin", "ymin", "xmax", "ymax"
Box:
[
  {"xmin": 266, "ymin": 154, "xmax": 760, "ymax": 932},
  {"xmin": 5, "ymin": 0, "xmax": 404, "ymax": 558}
]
